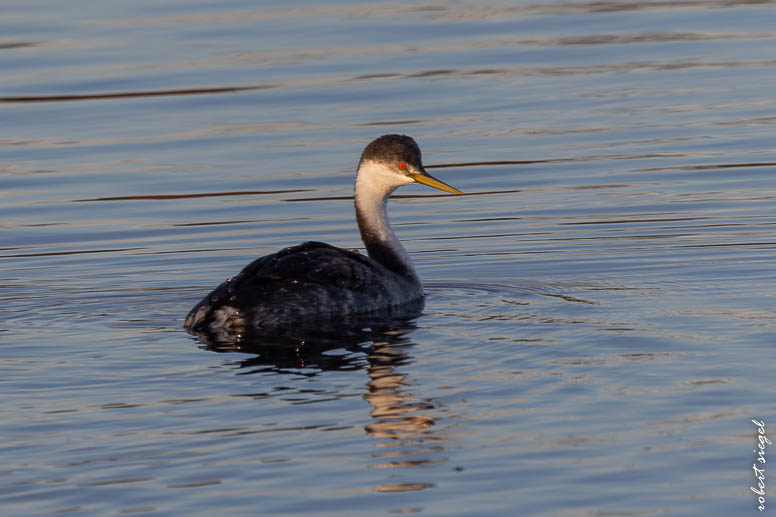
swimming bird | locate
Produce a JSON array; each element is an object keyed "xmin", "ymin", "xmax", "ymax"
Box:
[{"xmin": 185, "ymin": 134, "xmax": 462, "ymax": 337}]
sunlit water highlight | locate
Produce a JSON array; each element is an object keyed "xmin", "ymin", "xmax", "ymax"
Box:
[{"xmin": 2, "ymin": 1, "xmax": 776, "ymax": 516}]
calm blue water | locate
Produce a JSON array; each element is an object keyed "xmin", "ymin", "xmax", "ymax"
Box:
[{"xmin": 2, "ymin": 1, "xmax": 776, "ymax": 515}]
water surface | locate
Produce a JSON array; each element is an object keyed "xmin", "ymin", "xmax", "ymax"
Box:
[{"xmin": 2, "ymin": 1, "xmax": 776, "ymax": 516}]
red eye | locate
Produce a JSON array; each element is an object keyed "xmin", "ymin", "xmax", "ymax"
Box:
[{"xmin": 397, "ymin": 161, "xmax": 407, "ymax": 170}]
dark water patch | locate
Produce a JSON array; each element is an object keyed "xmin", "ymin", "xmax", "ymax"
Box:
[
  {"xmin": 2, "ymin": 1, "xmax": 775, "ymax": 516},
  {"xmin": 0, "ymin": 86, "xmax": 266, "ymax": 103},
  {"xmin": 0, "ymin": 41, "xmax": 37, "ymax": 49},
  {"xmin": 72, "ymin": 189, "xmax": 313, "ymax": 203},
  {"xmin": 636, "ymin": 160, "xmax": 776, "ymax": 171}
]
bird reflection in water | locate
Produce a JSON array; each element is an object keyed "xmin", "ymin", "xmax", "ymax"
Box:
[
  {"xmin": 190, "ymin": 300, "xmax": 447, "ymax": 493},
  {"xmin": 366, "ymin": 339, "xmax": 443, "ymax": 494}
]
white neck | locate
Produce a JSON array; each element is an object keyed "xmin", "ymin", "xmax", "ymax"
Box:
[{"xmin": 354, "ymin": 161, "xmax": 419, "ymax": 280}]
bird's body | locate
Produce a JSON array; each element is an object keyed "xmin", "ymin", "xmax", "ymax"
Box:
[
  {"xmin": 185, "ymin": 134, "xmax": 461, "ymax": 338},
  {"xmin": 185, "ymin": 241, "xmax": 422, "ymax": 332}
]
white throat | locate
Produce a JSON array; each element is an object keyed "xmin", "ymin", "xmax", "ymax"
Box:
[{"xmin": 354, "ymin": 161, "xmax": 418, "ymax": 279}]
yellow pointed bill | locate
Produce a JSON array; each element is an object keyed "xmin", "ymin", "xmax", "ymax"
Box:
[{"xmin": 410, "ymin": 171, "xmax": 463, "ymax": 195}]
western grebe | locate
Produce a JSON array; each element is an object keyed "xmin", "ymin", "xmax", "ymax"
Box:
[{"xmin": 185, "ymin": 134, "xmax": 462, "ymax": 335}]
